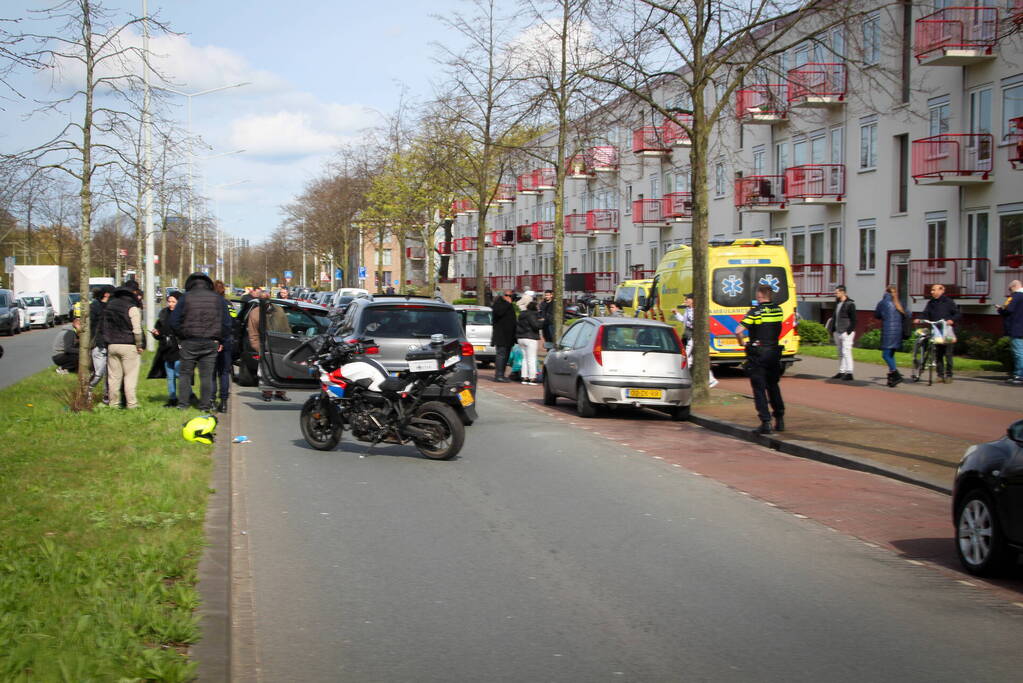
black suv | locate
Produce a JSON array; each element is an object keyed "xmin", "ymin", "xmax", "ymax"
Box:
[{"xmin": 255, "ymin": 295, "xmax": 478, "ymax": 425}]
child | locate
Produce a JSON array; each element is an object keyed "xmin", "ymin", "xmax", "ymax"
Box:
[{"xmin": 508, "ymin": 344, "xmax": 523, "ymax": 382}]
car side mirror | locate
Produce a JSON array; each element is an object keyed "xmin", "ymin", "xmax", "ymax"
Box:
[{"xmin": 1008, "ymin": 419, "xmax": 1023, "ymax": 445}]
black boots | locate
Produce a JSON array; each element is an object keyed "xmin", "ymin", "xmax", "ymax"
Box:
[
  {"xmin": 756, "ymin": 421, "xmax": 773, "ymax": 435},
  {"xmin": 216, "ymin": 398, "xmax": 228, "ymax": 413},
  {"xmin": 887, "ymin": 371, "xmax": 903, "ymax": 387},
  {"xmin": 774, "ymin": 417, "xmax": 785, "ymax": 432}
]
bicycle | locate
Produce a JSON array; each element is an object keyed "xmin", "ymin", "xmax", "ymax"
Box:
[{"xmin": 910, "ymin": 319, "xmax": 946, "ymax": 386}]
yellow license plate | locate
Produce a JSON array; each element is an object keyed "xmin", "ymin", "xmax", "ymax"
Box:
[
  {"xmin": 626, "ymin": 388, "xmax": 663, "ymax": 399},
  {"xmin": 473, "ymin": 345, "xmax": 486, "ymax": 352},
  {"xmin": 458, "ymin": 389, "xmax": 475, "ymax": 407}
]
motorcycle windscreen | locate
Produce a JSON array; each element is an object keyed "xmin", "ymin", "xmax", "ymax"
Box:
[{"xmin": 258, "ymin": 302, "xmax": 324, "ymax": 389}]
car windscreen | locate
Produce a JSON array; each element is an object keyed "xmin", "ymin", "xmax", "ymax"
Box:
[
  {"xmin": 359, "ymin": 306, "xmax": 462, "ymax": 339},
  {"xmin": 464, "ymin": 310, "xmax": 491, "ymax": 325},
  {"xmin": 602, "ymin": 325, "xmax": 681, "ymax": 353},
  {"xmin": 614, "ymin": 287, "xmax": 635, "ymax": 309},
  {"xmin": 68, "ymin": 293, "xmax": 81, "ymax": 303},
  {"xmin": 712, "ymin": 266, "xmax": 789, "ymax": 308},
  {"xmin": 22, "ymin": 296, "xmax": 46, "ymax": 307}
]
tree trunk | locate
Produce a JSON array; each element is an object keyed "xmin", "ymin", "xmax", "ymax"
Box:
[{"xmin": 76, "ymin": 2, "xmax": 95, "ymax": 400}]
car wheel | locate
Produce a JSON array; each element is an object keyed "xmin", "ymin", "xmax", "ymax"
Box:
[
  {"xmin": 670, "ymin": 404, "xmax": 691, "ymax": 421},
  {"xmin": 542, "ymin": 374, "xmax": 557, "ymax": 406},
  {"xmin": 955, "ymin": 488, "xmax": 1015, "ymax": 576},
  {"xmin": 575, "ymin": 380, "xmax": 596, "ymax": 418},
  {"xmin": 477, "ymin": 360, "xmax": 491, "ymax": 369}
]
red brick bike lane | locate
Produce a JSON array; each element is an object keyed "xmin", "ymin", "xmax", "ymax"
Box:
[{"xmin": 481, "ymin": 380, "xmax": 1023, "ymax": 604}]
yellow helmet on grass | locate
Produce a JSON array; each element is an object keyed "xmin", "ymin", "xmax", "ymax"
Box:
[{"xmin": 182, "ymin": 414, "xmax": 217, "ymax": 445}]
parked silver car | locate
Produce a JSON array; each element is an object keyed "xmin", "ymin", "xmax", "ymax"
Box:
[
  {"xmin": 542, "ymin": 317, "xmax": 691, "ymax": 420},
  {"xmin": 454, "ymin": 304, "xmax": 494, "ymax": 367}
]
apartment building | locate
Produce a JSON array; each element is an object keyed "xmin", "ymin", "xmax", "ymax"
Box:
[{"xmin": 441, "ymin": 1, "xmax": 1023, "ymax": 329}]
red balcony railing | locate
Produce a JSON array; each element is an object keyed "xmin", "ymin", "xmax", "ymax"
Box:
[
  {"xmin": 588, "ymin": 146, "xmax": 619, "ymax": 172},
  {"xmin": 662, "ymin": 114, "xmax": 693, "ymax": 147},
  {"xmin": 908, "ymin": 257, "xmax": 991, "ymax": 301},
  {"xmin": 405, "ymin": 246, "xmax": 425, "ymax": 260},
  {"xmin": 457, "ymin": 276, "xmax": 477, "ymax": 291},
  {"xmin": 452, "ymin": 198, "xmax": 475, "ymax": 215},
  {"xmin": 784, "ymin": 164, "xmax": 846, "ymax": 202},
  {"xmin": 488, "ymin": 229, "xmax": 516, "ymax": 248},
  {"xmin": 453, "ymin": 236, "xmax": 477, "ymax": 253},
  {"xmin": 488, "ymin": 275, "xmax": 517, "ymax": 292},
  {"xmin": 517, "ymin": 172, "xmax": 540, "ymax": 194},
  {"xmin": 787, "ymin": 63, "xmax": 846, "ymax": 106},
  {"xmin": 436, "ymin": 241, "xmax": 453, "ymax": 256},
  {"xmin": 533, "ymin": 167, "xmax": 556, "ymax": 190},
  {"xmin": 566, "ymin": 154, "xmax": 594, "ymax": 179},
  {"xmin": 792, "ymin": 264, "xmax": 845, "ymax": 297},
  {"xmin": 531, "ymin": 221, "xmax": 554, "ymax": 242},
  {"xmin": 734, "ymin": 175, "xmax": 787, "ymax": 210},
  {"xmin": 495, "ymin": 183, "xmax": 516, "ymax": 203},
  {"xmin": 587, "ymin": 208, "xmax": 620, "ymax": 233},
  {"xmin": 630, "ymin": 268, "xmax": 655, "ymax": 280},
  {"xmin": 516, "ymin": 224, "xmax": 534, "ymax": 244},
  {"xmin": 915, "ymin": 7, "xmax": 999, "ymax": 64},
  {"xmin": 517, "ymin": 274, "xmax": 554, "ymax": 292},
  {"xmin": 662, "ymin": 192, "xmax": 693, "ymax": 221},
  {"xmin": 565, "ymin": 212, "xmax": 590, "ymax": 235},
  {"xmin": 565, "ymin": 272, "xmax": 618, "ymax": 293},
  {"xmin": 912, "ymin": 134, "xmax": 994, "ymax": 183},
  {"xmin": 1009, "ymin": 116, "xmax": 1023, "ymax": 170},
  {"xmin": 632, "ymin": 126, "xmax": 670, "ymax": 155},
  {"xmin": 631, "ymin": 199, "xmax": 666, "ymax": 224},
  {"xmin": 736, "ymin": 84, "xmax": 788, "ymax": 123}
]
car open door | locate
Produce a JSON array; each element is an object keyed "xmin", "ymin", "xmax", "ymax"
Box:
[{"xmin": 257, "ymin": 299, "xmax": 324, "ymax": 390}]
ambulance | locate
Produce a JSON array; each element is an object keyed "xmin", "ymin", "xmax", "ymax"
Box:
[
  {"xmin": 642, "ymin": 239, "xmax": 799, "ymax": 371},
  {"xmin": 612, "ymin": 278, "xmax": 653, "ymax": 318}
]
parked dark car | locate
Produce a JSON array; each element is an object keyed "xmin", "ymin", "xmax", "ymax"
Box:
[
  {"xmin": 258, "ymin": 295, "xmax": 478, "ymax": 425},
  {"xmin": 952, "ymin": 418, "xmax": 1023, "ymax": 576},
  {"xmin": 232, "ymin": 298, "xmax": 331, "ymax": 387},
  {"xmin": 0, "ymin": 289, "xmax": 19, "ymax": 336}
]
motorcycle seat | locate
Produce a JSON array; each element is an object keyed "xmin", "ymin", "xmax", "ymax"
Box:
[
  {"xmin": 379, "ymin": 377, "xmax": 406, "ymax": 394},
  {"xmin": 353, "ymin": 377, "xmax": 373, "ymax": 389}
]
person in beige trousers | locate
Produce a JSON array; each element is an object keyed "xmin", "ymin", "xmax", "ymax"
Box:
[{"xmin": 103, "ymin": 282, "xmax": 145, "ymax": 409}]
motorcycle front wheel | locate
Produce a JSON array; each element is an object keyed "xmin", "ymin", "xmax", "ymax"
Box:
[
  {"xmin": 411, "ymin": 401, "xmax": 464, "ymax": 460},
  {"xmin": 300, "ymin": 397, "xmax": 341, "ymax": 451}
]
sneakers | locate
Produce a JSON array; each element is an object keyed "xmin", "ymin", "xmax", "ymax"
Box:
[
  {"xmin": 708, "ymin": 378, "xmax": 719, "ymax": 388},
  {"xmin": 261, "ymin": 392, "xmax": 273, "ymax": 402},
  {"xmin": 1009, "ymin": 377, "xmax": 1023, "ymax": 386},
  {"xmin": 55, "ymin": 367, "xmax": 68, "ymax": 375},
  {"xmin": 842, "ymin": 373, "xmax": 854, "ymax": 381},
  {"xmin": 830, "ymin": 372, "xmax": 843, "ymax": 379},
  {"xmin": 163, "ymin": 398, "xmax": 179, "ymax": 408}
]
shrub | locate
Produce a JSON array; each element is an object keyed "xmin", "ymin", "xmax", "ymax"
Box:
[
  {"xmin": 452, "ymin": 297, "xmax": 479, "ymax": 305},
  {"xmin": 858, "ymin": 328, "xmax": 882, "ymax": 349},
  {"xmin": 796, "ymin": 319, "xmax": 830, "ymax": 345}
]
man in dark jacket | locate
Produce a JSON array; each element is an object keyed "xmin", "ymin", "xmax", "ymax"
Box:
[
  {"xmin": 490, "ymin": 289, "xmax": 517, "ymax": 382},
  {"xmin": 998, "ymin": 279, "xmax": 1023, "ymax": 385},
  {"xmin": 916, "ymin": 283, "xmax": 961, "ymax": 383},
  {"xmin": 828, "ymin": 285, "xmax": 857, "ymax": 381},
  {"xmin": 103, "ymin": 282, "xmax": 145, "ymax": 408},
  {"xmin": 538, "ymin": 289, "xmax": 555, "ymax": 349},
  {"xmin": 171, "ymin": 272, "xmax": 231, "ymax": 411}
]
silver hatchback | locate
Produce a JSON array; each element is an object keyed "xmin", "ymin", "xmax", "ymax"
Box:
[
  {"xmin": 454, "ymin": 305, "xmax": 495, "ymax": 367},
  {"xmin": 542, "ymin": 317, "xmax": 692, "ymax": 420}
]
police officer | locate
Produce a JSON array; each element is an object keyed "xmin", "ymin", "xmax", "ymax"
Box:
[{"xmin": 734, "ymin": 283, "xmax": 785, "ymax": 434}]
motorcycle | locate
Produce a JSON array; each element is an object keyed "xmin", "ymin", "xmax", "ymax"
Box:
[{"xmin": 295, "ymin": 333, "xmax": 466, "ymax": 460}]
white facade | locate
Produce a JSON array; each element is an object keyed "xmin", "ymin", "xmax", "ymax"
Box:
[{"xmin": 447, "ymin": 1, "xmax": 1023, "ymax": 325}]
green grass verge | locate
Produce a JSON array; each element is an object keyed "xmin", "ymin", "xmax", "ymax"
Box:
[
  {"xmin": 0, "ymin": 353, "xmax": 213, "ymax": 681},
  {"xmin": 797, "ymin": 344, "xmax": 1004, "ymax": 373}
]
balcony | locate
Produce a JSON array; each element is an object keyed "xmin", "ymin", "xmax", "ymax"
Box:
[
  {"xmin": 630, "ymin": 267, "xmax": 656, "ymax": 279},
  {"xmin": 405, "ymin": 246, "xmax": 426, "ymax": 260},
  {"xmin": 662, "ymin": 114, "xmax": 693, "ymax": 148},
  {"xmin": 787, "ymin": 63, "xmax": 846, "ymax": 108},
  {"xmin": 631, "ymin": 199, "xmax": 667, "ymax": 225},
  {"xmin": 488, "ymin": 229, "xmax": 516, "ymax": 248},
  {"xmin": 792, "ymin": 264, "xmax": 845, "ymax": 297},
  {"xmin": 531, "ymin": 221, "xmax": 554, "ymax": 243},
  {"xmin": 488, "ymin": 275, "xmax": 517, "ymax": 292},
  {"xmin": 517, "ymin": 274, "xmax": 554, "ymax": 292},
  {"xmin": 516, "ymin": 223, "xmax": 534, "ymax": 244},
  {"xmin": 495, "ymin": 183, "xmax": 516, "ymax": 203},
  {"xmin": 452, "ymin": 198, "xmax": 476, "ymax": 215},
  {"xmin": 1009, "ymin": 116, "xmax": 1023, "ymax": 170},
  {"xmin": 452, "ymin": 236, "xmax": 477, "ymax": 253},
  {"xmin": 517, "ymin": 171, "xmax": 540, "ymax": 195},
  {"xmin": 632, "ymin": 126, "xmax": 670, "ymax": 156},
  {"xmin": 457, "ymin": 276, "xmax": 478, "ymax": 291},
  {"xmin": 908, "ymin": 258, "xmax": 991, "ymax": 302},
  {"xmin": 734, "ymin": 175, "xmax": 787, "ymax": 212},
  {"xmin": 912, "ymin": 134, "xmax": 994, "ymax": 185},
  {"xmin": 588, "ymin": 146, "xmax": 619, "ymax": 172},
  {"xmin": 566, "ymin": 154, "xmax": 594, "ymax": 179},
  {"xmin": 915, "ymin": 7, "xmax": 998, "ymax": 66},
  {"xmin": 533, "ymin": 167, "xmax": 556, "ymax": 190},
  {"xmin": 436, "ymin": 241, "xmax": 453, "ymax": 256},
  {"xmin": 784, "ymin": 165, "xmax": 845, "ymax": 204},
  {"xmin": 662, "ymin": 192, "xmax": 693, "ymax": 222},
  {"xmin": 587, "ymin": 208, "xmax": 620, "ymax": 233},
  {"xmin": 565, "ymin": 212, "xmax": 591, "ymax": 236},
  {"xmin": 736, "ymin": 84, "xmax": 788, "ymax": 124},
  {"xmin": 564, "ymin": 271, "xmax": 618, "ymax": 294}
]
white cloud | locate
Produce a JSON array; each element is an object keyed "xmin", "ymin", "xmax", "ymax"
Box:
[
  {"xmin": 228, "ymin": 111, "xmax": 341, "ymax": 159},
  {"xmin": 148, "ymin": 33, "xmax": 287, "ymax": 94}
]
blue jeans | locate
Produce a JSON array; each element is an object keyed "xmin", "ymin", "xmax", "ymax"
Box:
[
  {"xmin": 881, "ymin": 348, "xmax": 897, "ymax": 371},
  {"xmin": 165, "ymin": 360, "xmax": 180, "ymax": 400},
  {"xmin": 1012, "ymin": 337, "xmax": 1023, "ymax": 378}
]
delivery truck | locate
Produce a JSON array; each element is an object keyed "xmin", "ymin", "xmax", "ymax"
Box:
[{"xmin": 12, "ymin": 265, "xmax": 70, "ymax": 322}]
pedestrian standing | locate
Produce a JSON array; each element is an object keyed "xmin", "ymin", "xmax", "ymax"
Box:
[
  {"xmin": 490, "ymin": 289, "xmax": 517, "ymax": 382},
  {"xmin": 828, "ymin": 285, "xmax": 857, "ymax": 381},
  {"xmin": 735, "ymin": 284, "xmax": 785, "ymax": 434},
  {"xmin": 916, "ymin": 283, "xmax": 960, "ymax": 383},
  {"xmin": 212, "ymin": 281, "xmax": 235, "ymax": 413},
  {"xmin": 997, "ymin": 279, "xmax": 1023, "ymax": 385},
  {"xmin": 88, "ymin": 285, "xmax": 114, "ymax": 401},
  {"xmin": 874, "ymin": 285, "xmax": 907, "ymax": 387},
  {"xmin": 171, "ymin": 272, "xmax": 230, "ymax": 412},
  {"xmin": 103, "ymin": 281, "xmax": 145, "ymax": 409},
  {"xmin": 538, "ymin": 289, "xmax": 555, "ymax": 350},
  {"xmin": 674, "ymin": 294, "xmax": 718, "ymax": 388},
  {"xmin": 516, "ymin": 300, "xmax": 542, "ymax": 385},
  {"xmin": 148, "ymin": 291, "xmax": 181, "ymax": 406},
  {"xmin": 246, "ymin": 289, "xmax": 292, "ymax": 401}
]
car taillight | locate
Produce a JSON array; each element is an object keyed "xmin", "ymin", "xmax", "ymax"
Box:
[
  {"xmin": 592, "ymin": 327, "xmax": 604, "ymax": 366},
  {"xmin": 670, "ymin": 328, "xmax": 687, "ymax": 369},
  {"xmin": 461, "ymin": 341, "xmax": 474, "ymax": 357},
  {"xmin": 364, "ymin": 346, "xmax": 379, "ymax": 355}
]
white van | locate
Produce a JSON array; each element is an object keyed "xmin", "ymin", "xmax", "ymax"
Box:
[{"xmin": 18, "ymin": 291, "xmax": 55, "ymax": 328}]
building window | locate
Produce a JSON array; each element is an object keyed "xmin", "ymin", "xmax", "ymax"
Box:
[
  {"xmin": 862, "ymin": 12, "xmax": 880, "ymax": 65},
  {"xmin": 1001, "ymin": 82, "xmax": 1023, "ymax": 143},
  {"xmin": 752, "ymin": 147, "xmax": 765, "ymax": 176},
  {"xmin": 714, "ymin": 161, "xmax": 726, "ymax": 197},
  {"xmin": 927, "ymin": 219, "xmax": 947, "ymax": 259},
  {"xmin": 830, "ymin": 26, "xmax": 845, "ymax": 59},
  {"xmin": 859, "ymin": 121, "xmax": 878, "ymax": 170},
  {"xmin": 859, "ymin": 222, "xmax": 877, "ymax": 271},
  {"xmin": 895, "ymin": 134, "xmax": 909, "ymax": 213},
  {"xmin": 966, "ymin": 212, "xmax": 988, "ymax": 260},
  {"xmin": 928, "ymin": 97, "xmax": 950, "ymax": 136},
  {"xmin": 775, "ymin": 141, "xmax": 789, "ymax": 175},
  {"xmin": 382, "ymin": 249, "xmax": 392, "ymax": 266},
  {"xmin": 792, "ymin": 232, "xmax": 807, "ymax": 264},
  {"xmin": 999, "ymin": 212, "xmax": 1023, "ymax": 266},
  {"xmin": 828, "ymin": 223, "xmax": 842, "ymax": 264},
  {"xmin": 624, "ymin": 185, "xmax": 632, "ymax": 214}
]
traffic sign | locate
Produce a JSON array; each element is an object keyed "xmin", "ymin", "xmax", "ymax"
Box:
[
  {"xmin": 334, "ymin": 268, "xmax": 343, "ymax": 280},
  {"xmin": 270, "ymin": 277, "xmax": 278, "ymax": 284},
  {"xmin": 358, "ymin": 266, "xmax": 367, "ymax": 279},
  {"xmin": 284, "ymin": 270, "xmax": 293, "ymax": 279}
]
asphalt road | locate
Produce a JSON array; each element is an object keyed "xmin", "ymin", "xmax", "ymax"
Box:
[
  {"xmin": 0, "ymin": 324, "xmax": 67, "ymax": 390},
  {"xmin": 235, "ymin": 387, "xmax": 1022, "ymax": 682}
]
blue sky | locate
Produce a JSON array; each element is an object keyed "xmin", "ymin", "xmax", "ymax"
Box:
[{"xmin": 3, "ymin": 0, "xmax": 470, "ymax": 242}]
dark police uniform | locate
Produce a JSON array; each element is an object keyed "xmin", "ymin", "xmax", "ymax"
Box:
[{"xmin": 739, "ymin": 300, "xmax": 785, "ymax": 427}]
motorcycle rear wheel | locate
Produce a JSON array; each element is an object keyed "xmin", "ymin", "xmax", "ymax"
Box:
[
  {"xmin": 411, "ymin": 401, "xmax": 464, "ymax": 460},
  {"xmin": 300, "ymin": 398, "xmax": 341, "ymax": 451}
]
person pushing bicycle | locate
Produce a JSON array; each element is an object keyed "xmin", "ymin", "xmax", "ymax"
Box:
[{"xmin": 914, "ymin": 284, "xmax": 960, "ymax": 384}]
